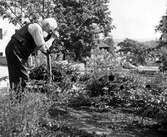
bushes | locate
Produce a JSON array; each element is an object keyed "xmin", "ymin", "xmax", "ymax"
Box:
[
  {"xmin": 84, "ymin": 64, "xmax": 167, "ymax": 120},
  {"xmin": 67, "ymin": 93, "xmax": 92, "ymax": 108},
  {"xmin": 29, "ymin": 64, "xmax": 48, "ymax": 80},
  {"xmin": 85, "ymin": 48, "xmax": 120, "ymax": 75},
  {"xmin": 85, "ymin": 73, "xmax": 114, "ymax": 97},
  {"xmin": 3, "ymin": 48, "xmax": 167, "ymax": 137},
  {"xmin": 28, "ymin": 49, "xmax": 167, "ymax": 122},
  {"xmin": 29, "ymin": 61, "xmax": 79, "ymax": 83}
]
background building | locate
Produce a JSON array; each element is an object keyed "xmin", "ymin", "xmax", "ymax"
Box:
[{"xmin": 0, "ymin": 17, "xmax": 18, "ymax": 56}]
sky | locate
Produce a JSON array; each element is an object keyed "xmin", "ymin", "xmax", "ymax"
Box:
[{"xmin": 109, "ymin": 0, "xmax": 167, "ymax": 41}]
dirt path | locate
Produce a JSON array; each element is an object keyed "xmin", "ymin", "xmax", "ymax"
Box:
[
  {"xmin": 48, "ymin": 106, "xmax": 165, "ymax": 137},
  {"xmin": 0, "ymin": 78, "xmax": 165, "ymax": 136},
  {"xmin": 0, "ymin": 90, "xmax": 165, "ymax": 136}
]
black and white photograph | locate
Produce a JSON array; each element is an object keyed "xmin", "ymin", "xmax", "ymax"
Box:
[{"xmin": 0, "ymin": 0, "xmax": 167, "ymax": 136}]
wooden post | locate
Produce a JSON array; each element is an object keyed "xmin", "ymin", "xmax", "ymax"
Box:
[{"xmin": 46, "ymin": 54, "xmax": 52, "ymax": 83}]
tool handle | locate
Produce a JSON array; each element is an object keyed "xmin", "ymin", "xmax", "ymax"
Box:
[{"xmin": 46, "ymin": 53, "xmax": 52, "ymax": 83}]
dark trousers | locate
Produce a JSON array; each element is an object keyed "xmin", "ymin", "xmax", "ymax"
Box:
[{"xmin": 5, "ymin": 38, "xmax": 29, "ymax": 90}]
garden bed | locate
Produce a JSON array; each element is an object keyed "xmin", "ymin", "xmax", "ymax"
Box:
[{"xmin": 0, "ymin": 53, "xmax": 167, "ymax": 136}]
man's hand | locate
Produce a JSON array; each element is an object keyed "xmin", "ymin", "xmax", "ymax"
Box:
[
  {"xmin": 40, "ymin": 45, "xmax": 49, "ymax": 55},
  {"xmin": 51, "ymin": 29, "xmax": 59, "ymax": 39},
  {"xmin": 41, "ymin": 49, "xmax": 51, "ymax": 56}
]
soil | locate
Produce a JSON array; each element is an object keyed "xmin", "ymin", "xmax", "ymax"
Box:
[
  {"xmin": 0, "ymin": 84, "xmax": 166, "ymax": 137},
  {"xmin": 47, "ymin": 105, "xmax": 166, "ymax": 137}
]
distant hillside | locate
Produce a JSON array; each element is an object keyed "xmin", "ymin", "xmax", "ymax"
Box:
[
  {"xmin": 114, "ymin": 39, "xmax": 159, "ymax": 48},
  {"xmin": 141, "ymin": 40, "xmax": 159, "ymax": 49}
]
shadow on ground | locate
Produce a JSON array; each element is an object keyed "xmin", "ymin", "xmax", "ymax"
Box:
[{"xmin": 48, "ymin": 105, "xmax": 166, "ymax": 137}]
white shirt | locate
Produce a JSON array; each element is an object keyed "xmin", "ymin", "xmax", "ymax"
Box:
[
  {"xmin": 28, "ymin": 23, "xmax": 55, "ymax": 50},
  {"xmin": 28, "ymin": 23, "xmax": 45, "ymax": 47}
]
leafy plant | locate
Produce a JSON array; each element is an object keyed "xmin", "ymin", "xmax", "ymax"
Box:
[{"xmin": 0, "ymin": 0, "xmax": 114, "ymax": 62}]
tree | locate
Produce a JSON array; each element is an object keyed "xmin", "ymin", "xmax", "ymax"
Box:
[
  {"xmin": 52, "ymin": 0, "xmax": 114, "ymax": 61},
  {"xmin": 117, "ymin": 39, "xmax": 147, "ymax": 65},
  {"xmin": 156, "ymin": 15, "xmax": 167, "ymax": 41},
  {"xmin": 155, "ymin": 13, "xmax": 167, "ymax": 49},
  {"xmin": 103, "ymin": 35, "xmax": 115, "ymax": 53},
  {"xmin": 155, "ymin": 13, "xmax": 167, "ymax": 71},
  {"xmin": 0, "ymin": 0, "xmax": 114, "ymax": 62}
]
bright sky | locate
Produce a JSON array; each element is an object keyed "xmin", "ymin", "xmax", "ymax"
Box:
[{"xmin": 109, "ymin": 0, "xmax": 167, "ymax": 41}]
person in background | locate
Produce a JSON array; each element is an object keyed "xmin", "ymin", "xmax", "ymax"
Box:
[{"xmin": 5, "ymin": 17, "xmax": 58, "ymax": 93}]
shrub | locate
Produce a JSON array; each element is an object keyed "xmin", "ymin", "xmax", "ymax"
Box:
[
  {"xmin": 29, "ymin": 61, "xmax": 79, "ymax": 82},
  {"xmin": 67, "ymin": 93, "xmax": 92, "ymax": 108},
  {"xmin": 84, "ymin": 48, "xmax": 120, "ymax": 96},
  {"xmin": 85, "ymin": 48, "xmax": 120, "ymax": 75},
  {"xmin": 29, "ymin": 64, "xmax": 48, "ymax": 80}
]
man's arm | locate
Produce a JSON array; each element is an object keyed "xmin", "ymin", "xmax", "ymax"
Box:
[{"xmin": 28, "ymin": 23, "xmax": 48, "ymax": 54}]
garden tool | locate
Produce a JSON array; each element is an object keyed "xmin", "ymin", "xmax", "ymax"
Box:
[
  {"xmin": 46, "ymin": 49, "xmax": 52, "ymax": 83},
  {"xmin": 45, "ymin": 31, "xmax": 59, "ymax": 83}
]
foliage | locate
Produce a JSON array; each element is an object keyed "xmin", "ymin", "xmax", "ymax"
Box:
[
  {"xmin": 155, "ymin": 15, "xmax": 167, "ymax": 41},
  {"xmin": 3, "ymin": 50, "xmax": 167, "ymax": 136},
  {"xmin": 29, "ymin": 64, "xmax": 48, "ymax": 81},
  {"xmin": 0, "ymin": 0, "xmax": 114, "ymax": 62},
  {"xmin": 159, "ymin": 49, "xmax": 167, "ymax": 72},
  {"xmin": 117, "ymin": 39, "xmax": 148, "ymax": 65},
  {"xmin": 103, "ymin": 36, "xmax": 115, "ymax": 48},
  {"xmin": 29, "ymin": 62, "xmax": 80, "ymax": 94},
  {"xmin": 0, "ymin": 0, "xmax": 56, "ymax": 25},
  {"xmin": 0, "ymin": 87, "xmax": 109, "ymax": 137},
  {"xmin": 82, "ymin": 53, "xmax": 167, "ymax": 120},
  {"xmin": 154, "ymin": 13, "xmax": 167, "ymax": 70},
  {"xmin": 52, "ymin": 0, "xmax": 114, "ymax": 61},
  {"xmin": 28, "ymin": 47, "xmax": 167, "ymax": 123},
  {"xmin": 0, "ymin": 90, "xmax": 53, "ymax": 137},
  {"xmin": 67, "ymin": 93, "xmax": 92, "ymax": 108},
  {"xmin": 116, "ymin": 39, "xmax": 162, "ymax": 66},
  {"xmin": 82, "ymin": 48, "xmax": 118, "ymax": 97},
  {"xmin": 86, "ymin": 48, "xmax": 119, "ymax": 75}
]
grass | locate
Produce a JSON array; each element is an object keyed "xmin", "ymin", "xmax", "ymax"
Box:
[
  {"xmin": 0, "ymin": 86, "xmax": 164, "ymax": 137},
  {"xmin": 0, "ymin": 88, "xmax": 51, "ymax": 137},
  {"xmin": 0, "ymin": 88, "xmax": 108, "ymax": 137},
  {"xmin": 1, "ymin": 68, "xmax": 167, "ymax": 136}
]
